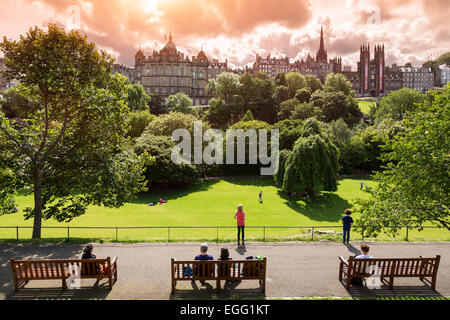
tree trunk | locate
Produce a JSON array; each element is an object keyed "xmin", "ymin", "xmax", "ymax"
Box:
[{"xmin": 32, "ymin": 167, "xmax": 43, "ymax": 239}]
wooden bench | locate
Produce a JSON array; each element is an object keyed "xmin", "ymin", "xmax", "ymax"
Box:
[
  {"xmin": 339, "ymin": 255, "xmax": 441, "ymax": 289},
  {"xmin": 171, "ymin": 258, "xmax": 267, "ymax": 293},
  {"xmin": 10, "ymin": 257, "xmax": 118, "ymax": 292}
]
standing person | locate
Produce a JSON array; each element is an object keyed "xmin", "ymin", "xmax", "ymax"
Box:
[
  {"xmin": 360, "ymin": 182, "xmax": 364, "ymax": 190},
  {"xmin": 341, "ymin": 209, "xmax": 354, "ymax": 244},
  {"xmin": 234, "ymin": 204, "xmax": 246, "ymax": 246},
  {"xmin": 258, "ymin": 191, "xmax": 263, "ymax": 203}
]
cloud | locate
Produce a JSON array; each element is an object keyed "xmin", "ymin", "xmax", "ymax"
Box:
[{"xmin": 0, "ymin": 0, "xmax": 448, "ymax": 67}]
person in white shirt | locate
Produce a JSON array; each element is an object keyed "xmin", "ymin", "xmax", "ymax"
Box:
[{"xmin": 355, "ymin": 243, "xmax": 373, "ymax": 259}]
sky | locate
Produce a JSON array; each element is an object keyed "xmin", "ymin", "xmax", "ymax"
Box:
[{"xmin": 0, "ymin": 0, "xmax": 449, "ymax": 69}]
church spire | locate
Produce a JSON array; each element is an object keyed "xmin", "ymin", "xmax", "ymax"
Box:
[{"xmin": 316, "ymin": 25, "xmax": 327, "ymax": 63}]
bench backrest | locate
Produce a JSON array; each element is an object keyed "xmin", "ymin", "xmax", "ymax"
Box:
[
  {"xmin": 348, "ymin": 256, "xmax": 440, "ymax": 277},
  {"xmin": 10, "ymin": 258, "xmax": 112, "ymax": 280},
  {"xmin": 171, "ymin": 258, "xmax": 267, "ymax": 281}
]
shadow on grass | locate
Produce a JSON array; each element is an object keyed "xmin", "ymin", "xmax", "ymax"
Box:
[
  {"xmin": 277, "ymin": 190, "xmax": 352, "ymax": 223},
  {"xmin": 131, "ymin": 179, "xmax": 220, "ymax": 205}
]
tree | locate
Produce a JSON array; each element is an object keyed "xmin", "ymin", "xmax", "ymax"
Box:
[
  {"xmin": 127, "ymin": 110, "xmax": 154, "ymax": 139},
  {"xmin": 146, "ymin": 111, "xmax": 207, "ymax": 137},
  {"xmin": 206, "ymin": 72, "xmax": 243, "ymax": 126},
  {"xmin": 295, "ymin": 88, "xmax": 311, "ymax": 103},
  {"xmin": 272, "ymin": 119, "xmax": 303, "ymax": 151},
  {"xmin": 285, "ymin": 72, "xmax": 307, "ymax": 98},
  {"xmin": 242, "ymin": 110, "xmax": 254, "ymax": 122},
  {"xmin": 149, "ymin": 93, "xmax": 166, "ymax": 115},
  {"xmin": 323, "ymin": 73, "xmax": 354, "ymax": 96},
  {"xmin": 374, "ymin": 88, "xmax": 425, "ymax": 123},
  {"xmin": 166, "ymin": 92, "xmax": 193, "ymax": 113},
  {"xmin": 272, "ymin": 85, "xmax": 289, "ymax": 105},
  {"xmin": 135, "ymin": 132, "xmax": 200, "ymax": 185},
  {"xmin": 290, "ymin": 102, "xmax": 323, "ymax": 121},
  {"xmin": 356, "ymin": 86, "xmax": 450, "ymax": 235},
  {"xmin": 0, "ymin": 25, "xmax": 150, "ymax": 238},
  {"xmin": 310, "ymin": 90, "xmax": 361, "ymax": 126},
  {"xmin": 305, "ymin": 75, "xmax": 322, "ymax": 93},
  {"xmin": 277, "ymin": 98, "xmax": 299, "ymax": 121},
  {"xmin": 275, "ymin": 73, "xmax": 287, "ymax": 86},
  {"xmin": 281, "ymin": 118, "xmax": 339, "ymax": 196},
  {"xmin": 127, "ymin": 84, "xmax": 151, "ymax": 111}
]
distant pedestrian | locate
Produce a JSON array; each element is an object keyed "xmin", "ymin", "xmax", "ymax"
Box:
[
  {"xmin": 234, "ymin": 204, "xmax": 246, "ymax": 246},
  {"xmin": 258, "ymin": 191, "xmax": 263, "ymax": 203},
  {"xmin": 341, "ymin": 209, "xmax": 354, "ymax": 244},
  {"xmin": 360, "ymin": 182, "xmax": 365, "ymax": 190}
]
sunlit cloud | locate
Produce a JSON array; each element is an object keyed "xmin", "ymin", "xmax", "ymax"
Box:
[{"xmin": 0, "ymin": 0, "xmax": 448, "ymax": 67}]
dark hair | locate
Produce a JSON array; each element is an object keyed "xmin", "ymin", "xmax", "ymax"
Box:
[
  {"xmin": 220, "ymin": 248, "xmax": 229, "ymax": 260},
  {"xmin": 83, "ymin": 244, "xmax": 93, "ymax": 254},
  {"xmin": 360, "ymin": 243, "xmax": 370, "ymax": 253},
  {"xmin": 344, "ymin": 209, "xmax": 352, "ymax": 215}
]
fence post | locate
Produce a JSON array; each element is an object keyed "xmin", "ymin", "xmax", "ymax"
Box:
[
  {"xmin": 16, "ymin": 226, "xmax": 19, "ymax": 242},
  {"xmin": 361, "ymin": 227, "xmax": 364, "ymax": 241},
  {"xmin": 216, "ymin": 227, "xmax": 219, "ymax": 245},
  {"xmin": 116, "ymin": 227, "xmax": 118, "ymax": 242},
  {"xmin": 67, "ymin": 226, "xmax": 70, "ymax": 241},
  {"xmin": 168, "ymin": 227, "xmax": 170, "ymax": 243},
  {"xmin": 263, "ymin": 226, "xmax": 266, "ymax": 242},
  {"xmin": 406, "ymin": 226, "xmax": 409, "ymax": 241},
  {"xmin": 311, "ymin": 227, "xmax": 314, "ymax": 240}
]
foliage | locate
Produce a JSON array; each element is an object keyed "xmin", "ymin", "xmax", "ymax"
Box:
[
  {"xmin": 241, "ymin": 110, "xmax": 254, "ymax": 122},
  {"xmin": 166, "ymin": 92, "xmax": 193, "ymax": 113},
  {"xmin": 295, "ymin": 88, "xmax": 312, "ymax": 103},
  {"xmin": 374, "ymin": 88, "xmax": 425, "ymax": 123},
  {"xmin": 145, "ymin": 111, "xmax": 206, "ymax": 137},
  {"xmin": 0, "ymin": 25, "xmax": 150, "ymax": 238},
  {"xmin": 323, "ymin": 73, "xmax": 354, "ymax": 97},
  {"xmin": 127, "ymin": 110, "xmax": 155, "ymax": 139},
  {"xmin": 127, "ymin": 84, "xmax": 151, "ymax": 111},
  {"xmin": 304, "ymin": 75, "xmax": 322, "ymax": 93},
  {"xmin": 272, "ymin": 119, "xmax": 304, "ymax": 151},
  {"xmin": 357, "ymin": 85, "xmax": 450, "ymax": 235},
  {"xmin": 281, "ymin": 118, "xmax": 339, "ymax": 195},
  {"xmin": 285, "ymin": 72, "xmax": 307, "ymax": 98},
  {"xmin": 310, "ymin": 90, "xmax": 361, "ymax": 126},
  {"xmin": 290, "ymin": 102, "xmax": 324, "ymax": 121},
  {"xmin": 135, "ymin": 132, "xmax": 200, "ymax": 185},
  {"xmin": 277, "ymin": 98, "xmax": 299, "ymax": 121},
  {"xmin": 148, "ymin": 94, "xmax": 166, "ymax": 115}
]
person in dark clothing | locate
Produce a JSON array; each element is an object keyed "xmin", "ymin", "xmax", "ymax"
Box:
[
  {"xmin": 81, "ymin": 244, "xmax": 96, "ymax": 259},
  {"xmin": 341, "ymin": 209, "xmax": 354, "ymax": 244},
  {"xmin": 194, "ymin": 243, "xmax": 214, "ymax": 285},
  {"xmin": 81, "ymin": 244, "xmax": 100, "ymax": 276},
  {"xmin": 218, "ymin": 248, "xmax": 233, "ymax": 285}
]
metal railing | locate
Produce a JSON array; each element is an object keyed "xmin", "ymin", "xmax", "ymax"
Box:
[{"xmin": 0, "ymin": 225, "xmax": 446, "ymax": 242}]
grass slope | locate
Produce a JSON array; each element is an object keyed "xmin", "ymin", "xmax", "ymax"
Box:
[{"xmin": 0, "ymin": 177, "xmax": 447, "ymax": 242}]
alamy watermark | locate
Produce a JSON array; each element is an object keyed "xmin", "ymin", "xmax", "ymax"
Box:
[{"xmin": 171, "ymin": 121, "xmax": 280, "ymax": 176}]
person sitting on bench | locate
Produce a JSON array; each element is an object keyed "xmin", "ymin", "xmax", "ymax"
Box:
[
  {"xmin": 355, "ymin": 243, "xmax": 373, "ymax": 259},
  {"xmin": 194, "ymin": 243, "xmax": 214, "ymax": 285}
]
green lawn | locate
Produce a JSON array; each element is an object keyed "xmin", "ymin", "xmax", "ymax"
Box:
[{"xmin": 0, "ymin": 177, "xmax": 448, "ymax": 242}]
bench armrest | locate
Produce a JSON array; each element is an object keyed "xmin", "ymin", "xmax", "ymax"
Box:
[{"xmin": 339, "ymin": 256, "xmax": 348, "ymax": 265}]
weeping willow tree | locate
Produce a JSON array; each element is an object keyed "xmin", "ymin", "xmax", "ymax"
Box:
[{"xmin": 281, "ymin": 118, "xmax": 339, "ymax": 196}]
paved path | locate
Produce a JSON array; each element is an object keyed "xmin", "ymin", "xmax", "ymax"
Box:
[{"xmin": 0, "ymin": 242, "xmax": 449, "ymax": 300}]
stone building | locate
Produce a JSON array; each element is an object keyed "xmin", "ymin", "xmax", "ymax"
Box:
[
  {"xmin": 120, "ymin": 34, "xmax": 227, "ymax": 106},
  {"xmin": 253, "ymin": 54, "xmax": 291, "ymax": 78},
  {"xmin": 400, "ymin": 65, "xmax": 434, "ymax": 92}
]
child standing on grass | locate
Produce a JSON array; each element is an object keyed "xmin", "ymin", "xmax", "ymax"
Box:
[
  {"xmin": 341, "ymin": 209, "xmax": 354, "ymax": 244},
  {"xmin": 234, "ymin": 204, "xmax": 246, "ymax": 246}
]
